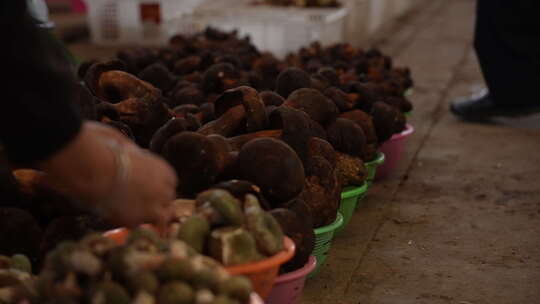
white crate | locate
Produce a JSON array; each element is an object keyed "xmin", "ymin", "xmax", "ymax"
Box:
[
  {"xmin": 341, "ymin": 0, "xmax": 370, "ymax": 47},
  {"xmin": 84, "ymin": 0, "xmax": 204, "ymax": 45},
  {"xmin": 191, "ymin": 0, "xmax": 348, "ymax": 58}
]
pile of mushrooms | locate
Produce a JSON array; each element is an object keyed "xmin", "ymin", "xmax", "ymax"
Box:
[{"xmin": 0, "ymin": 27, "xmax": 414, "ymax": 275}]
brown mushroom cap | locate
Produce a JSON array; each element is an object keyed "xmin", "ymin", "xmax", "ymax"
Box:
[
  {"xmin": 150, "ymin": 117, "xmax": 200, "ymax": 154},
  {"xmin": 276, "ymin": 67, "xmax": 311, "ymax": 98},
  {"xmin": 173, "ymin": 55, "xmax": 202, "ymax": 75},
  {"xmin": 268, "ymin": 106, "xmax": 327, "ymax": 163},
  {"xmin": 199, "ymin": 102, "xmax": 216, "ymax": 124},
  {"xmin": 298, "ymin": 156, "xmax": 340, "ymax": 228},
  {"xmin": 138, "ymin": 62, "xmax": 178, "ymax": 93},
  {"xmin": 324, "ymin": 87, "xmax": 353, "ymax": 113},
  {"xmin": 346, "ymin": 82, "xmax": 380, "ymax": 112},
  {"xmin": 340, "ymin": 110, "xmax": 378, "ymax": 161},
  {"xmin": 162, "ymin": 132, "xmax": 228, "ymax": 197},
  {"xmin": 307, "ymin": 137, "xmax": 337, "ymax": 168},
  {"xmin": 236, "ymin": 138, "xmax": 305, "ymax": 205},
  {"xmin": 284, "ymin": 88, "xmax": 339, "ymax": 126},
  {"xmin": 172, "ymin": 104, "xmax": 200, "ymax": 117},
  {"xmin": 113, "ymin": 97, "xmax": 173, "ymax": 147},
  {"xmin": 84, "ymin": 59, "xmax": 126, "ymax": 100},
  {"xmin": 316, "ymin": 67, "xmax": 340, "ymax": 88},
  {"xmin": 371, "ymin": 101, "xmax": 406, "ymax": 143},
  {"xmin": 116, "ymin": 47, "xmax": 157, "ymax": 74},
  {"xmin": 201, "ymin": 63, "xmax": 240, "ymax": 94},
  {"xmin": 326, "ymin": 118, "xmax": 367, "ymax": 157},
  {"xmin": 198, "ymin": 86, "xmax": 268, "ymax": 137},
  {"xmin": 270, "ymin": 207, "xmax": 315, "ymax": 272},
  {"xmin": 213, "ymin": 86, "xmax": 268, "ymax": 133},
  {"xmin": 170, "ymin": 85, "xmax": 206, "ymax": 107},
  {"xmin": 259, "ymin": 91, "xmax": 285, "ymax": 107},
  {"xmin": 340, "ymin": 110, "xmax": 378, "ymax": 144}
]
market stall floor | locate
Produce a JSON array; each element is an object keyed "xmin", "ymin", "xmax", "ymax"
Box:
[
  {"xmin": 300, "ymin": 1, "xmax": 540, "ymax": 303},
  {"xmin": 51, "ymin": 0, "xmax": 540, "ymax": 303}
]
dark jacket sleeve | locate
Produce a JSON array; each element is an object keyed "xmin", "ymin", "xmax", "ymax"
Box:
[{"xmin": 0, "ymin": 0, "xmax": 82, "ymax": 165}]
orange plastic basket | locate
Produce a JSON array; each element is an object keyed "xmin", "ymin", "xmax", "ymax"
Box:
[{"xmin": 103, "ymin": 227, "xmax": 295, "ymax": 300}]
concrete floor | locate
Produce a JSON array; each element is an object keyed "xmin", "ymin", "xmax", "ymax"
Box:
[
  {"xmin": 301, "ymin": 1, "xmax": 540, "ymax": 303},
  {"xmin": 52, "ymin": 0, "xmax": 540, "ymax": 303}
]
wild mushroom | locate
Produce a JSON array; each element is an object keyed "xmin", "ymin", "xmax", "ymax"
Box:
[
  {"xmin": 371, "ymin": 101, "xmax": 406, "ymax": 143},
  {"xmin": 138, "ymin": 62, "xmax": 178, "ymax": 93},
  {"xmin": 298, "ymin": 155, "xmax": 341, "ymax": 227},
  {"xmin": 198, "ymin": 86, "xmax": 267, "ymax": 137},
  {"xmin": 173, "ymin": 56, "xmax": 202, "ymax": 75},
  {"xmin": 116, "ymin": 47, "xmax": 157, "ymax": 74},
  {"xmin": 226, "ymin": 106, "xmax": 326, "ymax": 164},
  {"xmin": 113, "ymin": 97, "xmax": 173, "ymax": 147},
  {"xmin": 324, "ymin": 86, "xmax": 354, "ymax": 113},
  {"xmin": 84, "ymin": 60, "xmax": 161, "ymax": 104},
  {"xmin": 162, "ymin": 132, "xmax": 232, "ymax": 197},
  {"xmin": 169, "ymin": 85, "xmax": 206, "ymax": 108},
  {"xmin": 259, "ymin": 91, "xmax": 285, "ymax": 107},
  {"xmin": 340, "ymin": 110, "xmax": 378, "ymax": 161},
  {"xmin": 149, "ymin": 118, "xmax": 201, "ymax": 154},
  {"xmin": 326, "ymin": 118, "xmax": 367, "ymax": 158},
  {"xmin": 284, "ymin": 88, "xmax": 339, "ymax": 127},
  {"xmin": 270, "ymin": 207, "xmax": 315, "ymax": 272},
  {"xmin": 235, "ymin": 138, "xmax": 305, "ymax": 205},
  {"xmin": 201, "ymin": 63, "xmax": 241, "ymax": 94},
  {"xmin": 275, "ymin": 67, "xmax": 311, "ymax": 98}
]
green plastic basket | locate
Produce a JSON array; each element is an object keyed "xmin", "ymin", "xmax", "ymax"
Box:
[
  {"xmin": 365, "ymin": 152, "xmax": 385, "ymax": 187},
  {"xmin": 308, "ymin": 212, "xmax": 344, "ymax": 278},
  {"xmin": 336, "ymin": 183, "xmax": 368, "ymax": 235}
]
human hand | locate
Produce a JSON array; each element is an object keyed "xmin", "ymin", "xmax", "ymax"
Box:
[{"xmin": 39, "ymin": 121, "xmax": 178, "ymax": 228}]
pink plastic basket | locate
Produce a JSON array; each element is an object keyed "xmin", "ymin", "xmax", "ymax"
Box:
[
  {"xmin": 266, "ymin": 255, "xmax": 317, "ymax": 304},
  {"xmin": 375, "ymin": 124, "xmax": 414, "ymax": 180}
]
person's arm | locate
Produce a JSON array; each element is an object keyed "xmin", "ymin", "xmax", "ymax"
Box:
[
  {"xmin": 0, "ymin": 0, "xmax": 81, "ymax": 165},
  {"xmin": 0, "ymin": 1, "xmax": 178, "ymax": 227}
]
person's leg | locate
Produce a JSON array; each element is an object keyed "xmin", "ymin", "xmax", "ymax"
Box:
[
  {"xmin": 475, "ymin": 0, "xmax": 540, "ymax": 106},
  {"xmin": 451, "ymin": 0, "xmax": 540, "ymax": 119}
]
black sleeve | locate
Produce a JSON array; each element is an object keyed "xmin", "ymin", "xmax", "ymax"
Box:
[{"xmin": 0, "ymin": 0, "xmax": 83, "ymax": 165}]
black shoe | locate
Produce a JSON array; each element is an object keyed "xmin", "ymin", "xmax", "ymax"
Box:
[{"xmin": 450, "ymin": 90, "xmax": 540, "ymax": 121}]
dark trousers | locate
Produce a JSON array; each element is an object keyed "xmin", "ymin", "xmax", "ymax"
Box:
[{"xmin": 475, "ymin": 0, "xmax": 540, "ymax": 105}]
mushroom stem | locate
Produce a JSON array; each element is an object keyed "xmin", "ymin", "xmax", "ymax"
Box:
[
  {"xmin": 227, "ymin": 130, "xmax": 283, "ymax": 151},
  {"xmin": 198, "ymin": 105, "xmax": 246, "ymax": 137},
  {"xmin": 98, "ymin": 70, "xmax": 160, "ymax": 103}
]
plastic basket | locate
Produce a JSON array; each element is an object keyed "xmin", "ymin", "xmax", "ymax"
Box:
[
  {"xmin": 84, "ymin": 0, "xmax": 204, "ymax": 45},
  {"xmin": 103, "ymin": 228, "xmax": 295, "ymax": 300},
  {"xmin": 365, "ymin": 152, "xmax": 385, "ymax": 187},
  {"xmin": 336, "ymin": 183, "xmax": 368, "ymax": 234},
  {"xmin": 195, "ymin": 0, "xmax": 348, "ymax": 58},
  {"xmin": 308, "ymin": 212, "xmax": 343, "ymax": 278},
  {"xmin": 375, "ymin": 124, "xmax": 415, "ymax": 180},
  {"xmin": 266, "ymin": 255, "xmax": 317, "ymax": 304}
]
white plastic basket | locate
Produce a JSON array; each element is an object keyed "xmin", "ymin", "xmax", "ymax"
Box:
[
  {"xmin": 191, "ymin": 0, "xmax": 348, "ymax": 58},
  {"xmin": 84, "ymin": 0, "xmax": 204, "ymax": 45}
]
